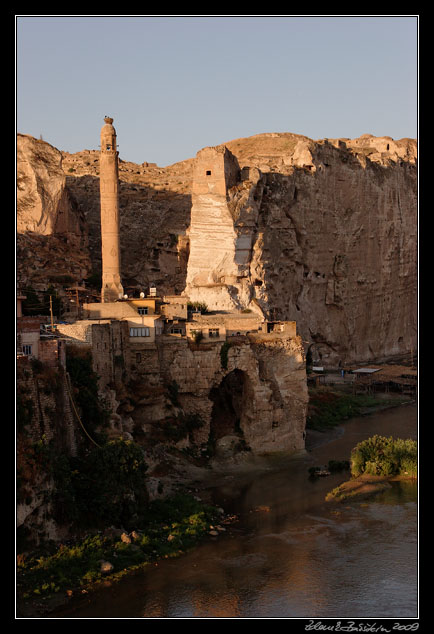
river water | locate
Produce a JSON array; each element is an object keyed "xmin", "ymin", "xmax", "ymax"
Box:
[{"xmin": 50, "ymin": 403, "xmax": 418, "ymax": 619}]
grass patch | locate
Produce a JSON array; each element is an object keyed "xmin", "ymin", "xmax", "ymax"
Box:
[
  {"xmin": 306, "ymin": 388, "xmax": 403, "ymax": 431},
  {"xmin": 325, "ymin": 477, "xmax": 392, "ymax": 502},
  {"xmin": 17, "ymin": 494, "xmax": 221, "ymax": 601}
]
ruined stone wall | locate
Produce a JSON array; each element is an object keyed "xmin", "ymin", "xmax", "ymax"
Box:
[
  {"xmin": 17, "ymin": 357, "xmax": 75, "ymax": 450},
  {"xmin": 185, "ymin": 146, "xmax": 245, "ymax": 309},
  {"xmin": 91, "ymin": 320, "xmax": 131, "ymax": 390},
  {"xmin": 38, "ymin": 339, "xmax": 66, "ymax": 368},
  {"xmin": 90, "ymin": 321, "xmax": 308, "ymax": 455},
  {"xmin": 157, "ymin": 337, "xmax": 307, "ymax": 453}
]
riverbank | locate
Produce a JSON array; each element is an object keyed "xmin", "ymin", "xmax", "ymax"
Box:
[
  {"xmin": 16, "ymin": 397, "xmax": 416, "ymax": 618},
  {"xmin": 16, "ymin": 493, "xmax": 236, "ymax": 617},
  {"xmin": 325, "ymin": 473, "xmax": 417, "ymax": 503},
  {"xmin": 306, "ymin": 386, "xmax": 414, "ymax": 433},
  {"xmin": 42, "ymin": 403, "xmax": 419, "ymax": 619}
]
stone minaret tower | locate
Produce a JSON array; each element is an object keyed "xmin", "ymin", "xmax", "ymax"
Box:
[{"xmin": 99, "ymin": 116, "xmax": 124, "ymax": 302}]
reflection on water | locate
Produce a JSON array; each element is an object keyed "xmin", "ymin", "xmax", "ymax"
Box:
[{"xmin": 51, "ymin": 404, "xmax": 418, "ymax": 619}]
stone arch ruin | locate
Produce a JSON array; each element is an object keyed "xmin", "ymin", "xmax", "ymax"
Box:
[{"xmin": 208, "ymin": 368, "xmax": 254, "ymax": 457}]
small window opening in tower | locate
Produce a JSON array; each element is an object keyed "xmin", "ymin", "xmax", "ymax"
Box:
[
  {"xmin": 386, "ymin": 144, "xmax": 390, "ymax": 150},
  {"xmin": 106, "ymin": 144, "xmax": 111, "ymax": 150},
  {"xmin": 206, "ymin": 170, "xmax": 212, "ymax": 176}
]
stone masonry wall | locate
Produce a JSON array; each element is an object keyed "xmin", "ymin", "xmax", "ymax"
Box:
[{"xmin": 90, "ymin": 321, "xmax": 308, "ymax": 455}]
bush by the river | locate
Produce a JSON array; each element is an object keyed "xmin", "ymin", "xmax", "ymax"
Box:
[
  {"xmin": 17, "ymin": 494, "xmax": 221, "ymax": 600},
  {"xmin": 350, "ymin": 435, "xmax": 417, "ymax": 478}
]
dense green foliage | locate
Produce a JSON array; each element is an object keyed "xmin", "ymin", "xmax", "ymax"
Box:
[
  {"xmin": 18, "ymin": 437, "xmax": 150, "ymax": 532},
  {"xmin": 68, "ymin": 439, "xmax": 150, "ymax": 528},
  {"xmin": 220, "ymin": 341, "xmax": 232, "ymax": 370},
  {"xmin": 187, "ymin": 301, "xmax": 209, "ymax": 314},
  {"xmin": 350, "ymin": 435, "xmax": 417, "ymax": 478},
  {"xmin": 17, "ymin": 494, "xmax": 220, "ymax": 599},
  {"xmin": 307, "ymin": 389, "xmax": 400, "ymax": 431},
  {"xmin": 66, "ymin": 349, "xmax": 110, "ymax": 438}
]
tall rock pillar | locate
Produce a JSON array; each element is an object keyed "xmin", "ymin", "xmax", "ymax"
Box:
[
  {"xmin": 184, "ymin": 145, "xmax": 264, "ymax": 313},
  {"xmin": 99, "ymin": 116, "xmax": 124, "ymax": 302}
]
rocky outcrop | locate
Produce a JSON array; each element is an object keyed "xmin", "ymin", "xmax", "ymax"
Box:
[
  {"xmin": 184, "ymin": 134, "xmax": 417, "ymax": 365},
  {"xmin": 16, "ymin": 131, "xmax": 417, "ymax": 364},
  {"xmin": 17, "ymin": 134, "xmax": 91, "ymax": 291},
  {"xmin": 59, "ymin": 149, "xmax": 193, "ymax": 295},
  {"xmin": 90, "ymin": 322, "xmax": 308, "ymax": 456},
  {"xmin": 17, "ymin": 134, "xmax": 81, "ymax": 235},
  {"xmin": 16, "ymin": 358, "xmax": 79, "ymax": 543}
]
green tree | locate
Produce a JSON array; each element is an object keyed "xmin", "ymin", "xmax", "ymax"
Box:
[{"xmin": 71, "ymin": 439, "xmax": 149, "ymax": 528}]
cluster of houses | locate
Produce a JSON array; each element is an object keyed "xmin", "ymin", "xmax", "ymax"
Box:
[{"xmin": 16, "ymin": 286, "xmax": 297, "ymax": 363}]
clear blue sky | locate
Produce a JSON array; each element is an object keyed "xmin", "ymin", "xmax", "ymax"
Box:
[{"xmin": 16, "ymin": 15, "xmax": 418, "ymax": 167}]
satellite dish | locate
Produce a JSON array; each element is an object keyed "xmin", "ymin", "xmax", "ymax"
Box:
[
  {"xmin": 140, "ymin": 292, "xmax": 145, "ymax": 298},
  {"xmin": 123, "ymin": 294, "xmax": 128, "ymax": 299}
]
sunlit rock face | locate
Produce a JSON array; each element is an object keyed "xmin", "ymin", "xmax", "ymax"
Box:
[
  {"xmin": 184, "ymin": 134, "xmax": 417, "ymax": 365},
  {"xmin": 16, "ymin": 133, "xmax": 91, "ymax": 290},
  {"xmin": 17, "ymin": 133, "xmax": 82, "ymax": 236},
  {"xmin": 17, "ymin": 131, "xmax": 417, "ymax": 365},
  {"xmin": 90, "ymin": 320, "xmax": 309, "ymax": 456},
  {"xmin": 185, "ymin": 146, "xmax": 246, "ymax": 310}
]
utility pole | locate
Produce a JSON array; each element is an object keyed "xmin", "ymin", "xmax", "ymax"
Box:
[{"xmin": 50, "ymin": 295, "xmax": 54, "ymax": 331}]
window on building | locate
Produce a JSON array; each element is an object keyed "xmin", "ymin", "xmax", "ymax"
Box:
[
  {"xmin": 22, "ymin": 344, "xmax": 32, "ymax": 355},
  {"xmin": 130, "ymin": 327, "xmax": 150, "ymax": 337},
  {"xmin": 208, "ymin": 328, "xmax": 220, "ymax": 338},
  {"xmin": 206, "ymin": 170, "xmax": 212, "ymax": 176},
  {"xmin": 136, "ymin": 352, "xmax": 142, "ymax": 364},
  {"xmin": 106, "ymin": 144, "xmax": 111, "ymax": 150},
  {"xmin": 138, "ymin": 307, "xmax": 149, "ymax": 315},
  {"xmin": 171, "ymin": 328, "xmax": 183, "ymax": 334}
]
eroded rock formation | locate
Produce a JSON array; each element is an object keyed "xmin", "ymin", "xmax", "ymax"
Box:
[
  {"xmin": 184, "ymin": 134, "xmax": 417, "ymax": 364},
  {"xmin": 17, "ymin": 131, "xmax": 417, "ymax": 365},
  {"xmin": 17, "ymin": 134, "xmax": 91, "ymax": 291},
  {"xmin": 90, "ymin": 321, "xmax": 308, "ymax": 456}
]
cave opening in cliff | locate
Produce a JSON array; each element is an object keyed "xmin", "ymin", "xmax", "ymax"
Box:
[{"xmin": 208, "ymin": 369, "xmax": 250, "ymax": 453}]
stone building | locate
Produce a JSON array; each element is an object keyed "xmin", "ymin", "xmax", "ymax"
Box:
[{"xmin": 17, "ymin": 315, "xmax": 66, "ymax": 368}]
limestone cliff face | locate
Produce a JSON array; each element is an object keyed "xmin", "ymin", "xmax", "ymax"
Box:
[
  {"xmin": 17, "ymin": 134, "xmax": 80, "ymax": 235},
  {"xmin": 184, "ymin": 134, "xmax": 417, "ymax": 364},
  {"xmin": 16, "ymin": 131, "xmax": 417, "ymax": 364},
  {"xmin": 17, "ymin": 134, "xmax": 91, "ymax": 290}
]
